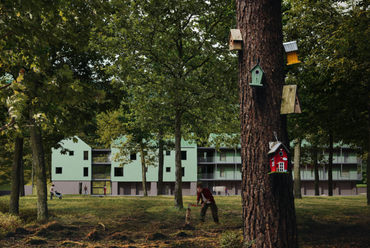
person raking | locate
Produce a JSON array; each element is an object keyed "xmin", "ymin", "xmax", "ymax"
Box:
[{"xmin": 196, "ymin": 182, "xmax": 219, "ymax": 225}]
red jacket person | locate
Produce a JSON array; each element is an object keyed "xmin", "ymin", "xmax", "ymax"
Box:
[{"xmin": 196, "ymin": 182, "xmax": 219, "ymax": 224}]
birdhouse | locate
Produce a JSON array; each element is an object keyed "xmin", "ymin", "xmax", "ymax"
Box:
[
  {"xmin": 283, "ymin": 41, "xmax": 301, "ymax": 65},
  {"xmin": 268, "ymin": 142, "xmax": 289, "ymax": 173},
  {"xmin": 280, "ymin": 85, "xmax": 302, "ymax": 114},
  {"xmin": 229, "ymin": 29, "xmax": 242, "ymax": 51},
  {"xmin": 249, "ymin": 63, "xmax": 264, "ymax": 87}
]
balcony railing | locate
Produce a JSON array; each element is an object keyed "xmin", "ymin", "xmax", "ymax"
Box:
[
  {"xmin": 197, "ymin": 157, "xmax": 241, "ymax": 163},
  {"xmin": 197, "ymin": 173, "xmax": 242, "ymax": 180}
]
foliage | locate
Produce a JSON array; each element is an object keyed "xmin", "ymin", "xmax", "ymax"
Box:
[
  {"xmin": 220, "ymin": 230, "xmax": 242, "ymax": 248},
  {"xmin": 0, "ymin": 212, "xmax": 22, "ymax": 239}
]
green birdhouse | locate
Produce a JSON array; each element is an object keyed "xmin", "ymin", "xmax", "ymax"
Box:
[{"xmin": 250, "ymin": 63, "xmax": 264, "ymax": 87}]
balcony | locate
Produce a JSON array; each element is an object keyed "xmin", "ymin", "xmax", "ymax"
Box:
[{"xmin": 197, "ymin": 172, "xmax": 242, "ymax": 180}]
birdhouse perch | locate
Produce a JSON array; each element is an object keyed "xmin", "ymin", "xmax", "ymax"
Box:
[{"xmin": 283, "ymin": 41, "xmax": 301, "ymax": 65}]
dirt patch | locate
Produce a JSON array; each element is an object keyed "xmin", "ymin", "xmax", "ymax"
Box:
[
  {"xmin": 86, "ymin": 230, "xmax": 99, "ymax": 240},
  {"xmin": 109, "ymin": 231, "xmax": 130, "ymax": 241},
  {"xmin": 146, "ymin": 232, "xmax": 167, "ymax": 240},
  {"xmin": 45, "ymin": 221, "xmax": 65, "ymax": 231}
]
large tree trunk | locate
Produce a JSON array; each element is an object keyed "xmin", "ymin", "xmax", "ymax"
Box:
[
  {"xmin": 367, "ymin": 102, "xmax": 370, "ymax": 205},
  {"xmin": 140, "ymin": 147, "xmax": 147, "ymax": 197},
  {"xmin": 313, "ymin": 148, "xmax": 319, "ymax": 196},
  {"xmin": 294, "ymin": 139, "xmax": 302, "ymax": 199},
  {"xmin": 157, "ymin": 129, "xmax": 164, "ymax": 195},
  {"xmin": 174, "ymin": 109, "xmax": 183, "ymax": 209},
  {"xmin": 328, "ymin": 133, "xmax": 333, "ymax": 196},
  {"xmin": 237, "ymin": 0, "xmax": 298, "ymax": 246},
  {"xmin": 30, "ymin": 121, "xmax": 48, "ymax": 220},
  {"xmin": 10, "ymin": 136, "xmax": 23, "ymax": 215}
]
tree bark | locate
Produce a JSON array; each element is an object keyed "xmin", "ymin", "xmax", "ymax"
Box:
[
  {"xmin": 157, "ymin": 129, "xmax": 164, "ymax": 195},
  {"xmin": 30, "ymin": 120, "xmax": 48, "ymax": 220},
  {"xmin": 294, "ymin": 139, "xmax": 302, "ymax": 199},
  {"xmin": 313, "ymin": 148, "xmax": 319, "ymax": 196},
  {"xmin": 140, "ymin": 147, "xmax": 147, "ymax": 197},
  {"xmin": 10, "ymin": 136, "xmax": 23, "ymax": 215},
  {"xmin": 237, "ymin": 0, "xmax": 298, "ymax": 246},
  {"xmin": 328, "ymin": 133, "xmax": 333, "ymax": 196},
  {"xmin": 174, "ymin": 108, "xmax": 183, "ymax": 209},
  {"xmin": 367, "ymin": 101, "xmax": 370, "ymax": 205}
]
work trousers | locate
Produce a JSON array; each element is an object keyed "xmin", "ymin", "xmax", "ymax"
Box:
[{"xmin": 199, "ymin": 202, "xmax": 219, "ymax": 222}]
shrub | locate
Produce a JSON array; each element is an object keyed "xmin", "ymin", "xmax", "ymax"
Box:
[
  {"xmin": 0, "ymin": 212, "xmax": 23, "ymax": 239},
  {"xmin": 220, "ymin": 231, "xmax": 242, "ymax": 248},
  {"xmin": 0, "ymin": 202, "xmax": 9, "ymax": 213}
]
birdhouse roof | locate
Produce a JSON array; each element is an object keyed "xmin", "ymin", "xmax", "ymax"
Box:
[
  {"xmin": 229, "ymin": 29, "xmax": 242, "ymax": 41},
  {"xmin": 268, "ymin": 142, "xmax": 289, "ymax": 155},
  {"xmin": 283, "ymin": 41, "xmax": 298, "ymax": 52},
  {"xmin": 249, "ymin": 63, "xmax": 264, "ymax": 73}
]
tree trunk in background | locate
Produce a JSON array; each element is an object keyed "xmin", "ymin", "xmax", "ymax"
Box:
[
  {"xmin": 313, "ymin": 148, "xmax": 319, "ymax": 196},
  {"xmin": 328, "ymin": 133, "xmax": 333, "ymax": 196},
  {"xmin": 157, "ymin": 129, "xmax": 164, "ymax": 195},
  {"xmin": 174, "ymin": 108, "xmax": 183, "ymax": 209},
  {"xmin": 368, "ymin": 101, "xmax": 370, "ymax": 205},
  {"xmin": 140, "ymin": 147, "xmax": 147, "ymax": 196},
  {"xmin": 237, "ymin": 0, "xmax": 298, "ymax": 246},
  {"xmin": 294, "ymin": 139, "xmax": 302, "ymax": 199},
  {"xmin": 10, "ymin": 136, "xmax": 23, "ymax": 215},
  {"xmin": 30, "ymin": 120, "xmax": 48, "ymax": 220},
  {"xmin": 19, "ymin": 158, "xmax": 25, "ymax": 196}
]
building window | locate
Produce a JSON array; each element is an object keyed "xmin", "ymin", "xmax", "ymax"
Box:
[
  {"xmin": 114, "ymin": 167, "xmax": 124, "ymax": 177},
  {"xmin": 166, "ymin": 167, "xmax": 171, "ymax": 172},
  {"xmin": 341, "ymin": 166, "xmax": 349, "ymax": 177},
  {"xmin": 83, "ymin": 167, "xmax": 88, "ymax": 177},
  {"xmin": 92, "ymin": 165, "xmax": 111, "ymax": 180},
  {"xmin": 130, "ymin": 153, "xmax": 137, "ymax": 160},
  {"xmin": 84, "ymin": 151, "xmax": 88, "ymax": 160},
  {"xmin": 166, "ymin": 151, "xmax": 171, "ymax": 156},
  {"xmin": 220, "ymin": 151, "xmax": 226, "ymax": 161},
  {"xmin": 56, "ymin": 167, "xmax": 62, "ymax": 174},
  {"xmin": 220, "ymin": 167, "xmax": 225, "ymax": 177},
  {"xmin": 182, "ymin": 167, "xmax": 185, "ymax": 176},
  {"xmin": 181, "ymin": 151, "xmax": 187, "ymax": 160},
  {"xmin": 69, "ymin": 151, "xmax": 74, "ymax": 156}
]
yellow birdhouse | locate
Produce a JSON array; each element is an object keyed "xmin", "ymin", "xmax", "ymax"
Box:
[
  {"xmin": 283, "ymin": 41, "xmax": 301, "ymax": 65},
  {"xmin": 280, "ymin": 85, "xmax": 302, "ymax": 114},
  {"xmin": 229, "ymin": 29, "xmax": 242, "ymax": 51}
]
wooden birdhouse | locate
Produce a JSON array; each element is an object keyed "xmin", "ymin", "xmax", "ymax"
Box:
[
  {"xmin": 249, "ymin": 62, "xmax": 264, "ymax": 87},
  {"xmin": 229, "ymin": 29, "xmax": 242, "ymax": 51},
  {"xmin": 268, "ymin": 142, "xmax": 289, "ymax": 173},
  {"xmin": 280, "ymin": 85, "xmax": 302, "ymax": 114},
  {"xmin": 283, "ymin": 41, "xmax": 301, "ymax": 65}
]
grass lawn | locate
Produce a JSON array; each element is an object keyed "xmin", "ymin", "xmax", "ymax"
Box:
[{"xmin": 0, "ymin": 195, "xmax": 369, "ymax": 247}]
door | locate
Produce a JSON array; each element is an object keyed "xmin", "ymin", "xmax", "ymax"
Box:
[
  {"xmin": 279, "ymin": 162, "xmax": 284, "ymax": 172},
  {"xmin": 79, "ymin": 183, "xmax": 82, "ymax": 194}
]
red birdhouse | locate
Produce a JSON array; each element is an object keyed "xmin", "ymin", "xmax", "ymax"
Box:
[{"xmin": 268, "ymin": 142, "xmax": 289, "ymax": 173}]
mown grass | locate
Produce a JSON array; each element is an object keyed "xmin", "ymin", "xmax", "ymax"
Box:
[{"xmin": 0, "ymin": 195, "xmax": 369, "ymax": 247}]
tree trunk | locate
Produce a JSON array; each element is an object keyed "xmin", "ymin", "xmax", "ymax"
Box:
[
  {"xmin": 30, "ymin": 120, "xmax": 48, "ymax": 220},
  {"xmin": 157, "ymin": 129, "xmax": 164, "ymax": 195},
  {"xmin": 19, "ymin": 158, "xmax": 25, "ymax": 197},
  {"xmin": 10, "ymin": 136, "xmax": 23, "ymax": 215},
  {"xmin": 328, "ymin": 133, "xmax": 333, "ymax": 196},
  {"xmin": 294, "ymin": 139, "xmax": 302, "ymax": 199},
  {"xmin": 140, "ymin": 147, "xmax": 147, "ymax": 196},
  {"xmin": 237, "ymin": 0, "xmax": 298, "ymax": 246},
  {"xmin": 367, "ymin": 101, "xmax": 370, "ymax": 205},
  {"xmin": 313, "ymin": 148, "xmax": 319, "ymax": 196},
  {"xmin": 174, "ymin": 109, "xmax": 183, "ymax": 209}
]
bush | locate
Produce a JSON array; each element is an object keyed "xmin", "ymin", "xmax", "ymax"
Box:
[
  {"xmin": 220, "ymin": 231, "xmax": 242, "ymax": 248},
  {"xmin": 0, "ymin": 212, "xmax": 23, "ymax": 239},
  {"xmin": 0, "ymin": 202, "xmax": 9, "ymax": 213}
]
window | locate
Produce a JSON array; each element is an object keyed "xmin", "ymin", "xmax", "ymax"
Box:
[
  {"xmin": 220, "ymin": 167, "xmax": 225, "ymax": 177},
  {"xmin": 83, "ymin": 167, "xmax": 88, "ymax": 177},
  {"xmin": 181, "ymin": 151, "xmax": 187, "ymax": 160},
  {"xmin": 220, "ymin": 151, "xmax": 226, "ymax": 161},
  {"xmin": 92, "ymin": 165, "xmax": 111, "ymax": 180},
  {"xmin": 69, "ymin": 151, "xmax": 74, "ymax": 156},
  {"xmin": 341, "ymin": 166, "xmax": 349, "ymax": 177},
  {"xmin": 279, "ymin": 162, "xmax": 284, "ymax": 172},
  {"xmin": 166, "ymin": 167, "xmax": 171, "ymax": 172},
  {"xmin": 182, "ymin": 167, "xmax": 185, "ymax": 177},
  {"xmin": 130, "ymin": 153, "xmax": 137, "ymax": 160},
  {"xmin": 84, "ymin": 151, "xmax": 88, "ymax": 160},
  {"xmin": 166, "ymin": 151, "xmax": 171, "ymax": 156},
  {"xmin": 114, "ymin": 167, "xmax": 123, "ymax": 177},
  {"xmin": 56, "ymin": 167, "xmax": 62, "ymax": 174}
]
